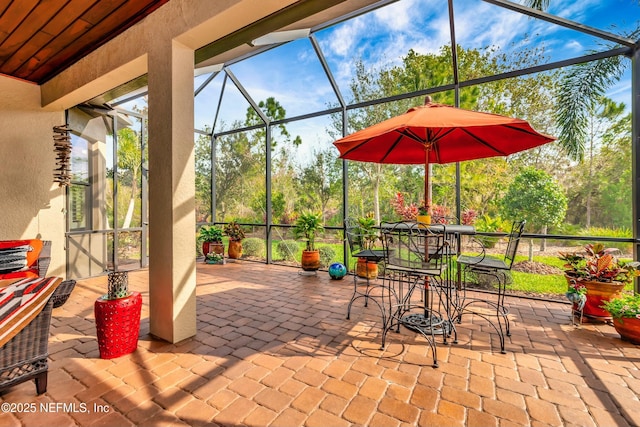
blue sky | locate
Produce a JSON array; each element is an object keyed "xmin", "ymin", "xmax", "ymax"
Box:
[{"xmin": 119, "ymin": 0, "xmax": 640, "ymax": 156}]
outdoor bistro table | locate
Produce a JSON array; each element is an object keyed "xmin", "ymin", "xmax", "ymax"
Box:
[{"xmin": 378, "ymin": 221, "xmax": 475, "ymax": 352}]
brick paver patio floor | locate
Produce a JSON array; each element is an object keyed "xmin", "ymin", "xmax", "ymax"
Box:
[{"xmin": 1, "ymin": 261, "xmax": 639, "ymax": 426}]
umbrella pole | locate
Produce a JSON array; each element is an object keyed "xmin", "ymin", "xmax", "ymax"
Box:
[
  {"xmin": 423, "ymin": 145, "xmax": 431, "ymax": 320},
  {"xmin": 424, "ymin": 146, "xmax": 431, "ymax": 213}
]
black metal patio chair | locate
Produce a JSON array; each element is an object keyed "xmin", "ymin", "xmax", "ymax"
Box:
[
  {"xmin": 380, "ymin": 221, "xmax": 452, "ymax": 367},
  {"xmin": 455, "ymin": 220, "xmax": 526, "ymax": 354},
  {"xmin": 345, "ymin": 217, "xmax": 387, "ymax": 322}
]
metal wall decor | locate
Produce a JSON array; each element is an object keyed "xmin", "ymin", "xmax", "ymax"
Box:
[{"xmin": 52, "ymin": 124, "xmax": 72, "ymax": 186}]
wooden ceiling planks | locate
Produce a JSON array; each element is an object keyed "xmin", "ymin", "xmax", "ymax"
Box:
[{"xmin": 0, "ymin": 0, "xmax": 169, "ymax": 84}]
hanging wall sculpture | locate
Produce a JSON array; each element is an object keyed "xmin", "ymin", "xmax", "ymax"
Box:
[{"xmin": 52, "ymin": 124, "xmax": 72, "ymax": 186}]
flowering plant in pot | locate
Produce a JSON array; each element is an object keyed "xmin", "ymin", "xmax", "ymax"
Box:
[
  {"xmin": 602, "ymin": 294, "xmax": 640, "ymax": 344},
  {"xmin": 205, "ymin": 252, "xmax": 225, "ymax": 265},
  {"xmin": 560, "ymin": 243, "xmax": 640, "ymax": 321}
]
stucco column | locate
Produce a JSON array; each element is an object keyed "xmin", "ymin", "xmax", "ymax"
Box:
[
  {"xmin": 147, "ymin": 39, "xmax": 196, "ymax": 343},
  {"xmin": 632, "ymin": 39, "xmax": 640, "ymax": 294}
]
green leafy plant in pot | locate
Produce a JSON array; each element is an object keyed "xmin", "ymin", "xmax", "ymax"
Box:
[
  {"xmin": 602, "ymin": 294, "xmax": 640, "ymax": 344},
  {"xmin": 355, "ymin": 213, "xmax": 380, "ymax": 279},
  {"xmin": 293, "ymin": 211, "xmax": 324, "ymax": 271},
  {"xmin": 560, "ymin": 243, "xmax": 640, "ymax": 321},
  {"xmin": 199, "ymin": 225, "xmax": 224, "ymax": 259}
]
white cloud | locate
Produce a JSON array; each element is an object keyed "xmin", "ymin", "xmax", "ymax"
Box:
[
  {"xmin": 325, "ymin": 17, "xmax": 367, "ymax": 57},
  {"xmin": 550, "ymin": 0, "xmax": 601, "ymax": 23},
  {"xmin": 453, "ymin": 1, "xmax": 528, "ymax": 50},
  {"xmin": 563, "ymin": 39, "xmax": 583, "ymax": 52},
  {"xmin": 372, "ymin": 0, "xmax": 417, "ymax": 30}
]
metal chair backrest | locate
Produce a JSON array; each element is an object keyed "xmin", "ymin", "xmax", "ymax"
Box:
[
  {"xmin": 345, "ymin": 217, "xmax": 367, "ymax": 255},
  {"xmin": 503, "ymin": 220, "xmax": 526, "ymax": 269},
  {"xmin": 381, "ymin": 221, "xmax": 446, "ymax": 273}
]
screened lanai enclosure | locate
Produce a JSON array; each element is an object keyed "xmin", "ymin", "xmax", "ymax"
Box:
[{"xmin": 65, "ymin": 0, "xmax": 640, "ymax": 296}]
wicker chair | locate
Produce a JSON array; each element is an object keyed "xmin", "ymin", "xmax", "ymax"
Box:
[
  {"xmin": 37, "ymin": 240, "xmax": 52, "ymax": 278},
  {"xmin": 0, "ymin": 279, "xmax": 76, "ymax": 395}
]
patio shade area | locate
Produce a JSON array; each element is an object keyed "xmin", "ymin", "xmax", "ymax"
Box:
[{"xmin": 1, "ymin": 263, "xmax": 639, "ymax": 426}]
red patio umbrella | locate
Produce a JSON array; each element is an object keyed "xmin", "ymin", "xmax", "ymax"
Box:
[{"xmin": 333, "ymin": 98, "xmax": 556, "ymax": 213}]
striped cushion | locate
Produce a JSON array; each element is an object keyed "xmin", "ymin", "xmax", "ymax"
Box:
[
  {"xmin": 0, "ymin": 277, "xmax": 61, "ymax": 347},
  {"xmin": 0, "ymin": 245, "xmax": 32, "ymax": 274}
]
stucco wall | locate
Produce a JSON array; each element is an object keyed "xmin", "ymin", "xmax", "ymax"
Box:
[{"xmin": 0, "ymin": 76, "xmax": 66, "ymax": 277}]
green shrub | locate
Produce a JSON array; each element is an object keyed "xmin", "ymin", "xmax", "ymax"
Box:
[
  {"xmin": 473, "ymin": 215, "xmax": 509, "ymax": 248},
  {"xmin": 578, "ymin": 227, "xmax": 632, "ymax": 253},
  {"xmin": 243, "ymin": 238, "xmax": 265, "ymax": 257},
  {"xmin": 277, "ymin": 240, "xmax": 300, "ymax": 261},
  {"xmin": 319, "ymin": 246, "xmax": 336, "ymax": 268}
]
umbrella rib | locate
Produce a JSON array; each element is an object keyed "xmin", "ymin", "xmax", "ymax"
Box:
[
  {"xmin": 340, "ymin": 138, "xmax": 374, "ymax": 158},
  {"xmin": 398, "ymin": 128, "xmax": 427, "ymax": 144},
  {"xmin": 459, "ymin": 128, "xmax": 509, "ymax": 155},
  {"xmin": 460, "ymin": 124, "xmax": 552, "ymax": 155},
  {"xmin": 379, "ymin": 132, "xmax": 405, "ymax": 162},
  {"xmin": 502, "ymin": 123, "xmax": 553, "ymax": 139}
]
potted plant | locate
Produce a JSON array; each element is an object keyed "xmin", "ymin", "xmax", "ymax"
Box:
[
  {"xmin": 354, "ymin": 213, "xmax": 380, "ymax": 279},
  {"xmin": 293, "ymin": 211, "xmax": 324, "ymax": 271},
  {"xmin": 417, "ymin": 204, "xmax": 431, "ymax": 225},
  {"xmin": 224, "ymin": 221, "xmax": 245, "ymax": 259},
  {"xmin": 560, "ymin": 243, "xmax": 640, "ymax": 321},
  {"xmin": 602, "ymin": 294, "xmax": 640, "ymax": 344},
  {"xmin": 199, "ymin": 225, "xmax": 224, "ymax": 259},
  {"xmin": 205, "ymin": 252, "xmax": 225, "ymax": 265}
]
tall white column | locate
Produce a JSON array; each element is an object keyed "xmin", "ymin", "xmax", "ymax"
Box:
[{"xmin": 147, "ymin": 39, "xmax": 196, "ymax": 343}]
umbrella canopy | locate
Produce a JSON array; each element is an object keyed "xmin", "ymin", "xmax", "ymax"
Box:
[{"xmin": 333, "ymin": 98, "xmax": 556, "ymax": 211}]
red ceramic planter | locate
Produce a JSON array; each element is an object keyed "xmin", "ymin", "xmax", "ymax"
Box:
[
  {"xmin": 94, "ymin": 292, "xmax": 142, "ymax": 359},
  {"xmin": 612, "ymin": 317, "xmax": 640, "ymax": 345}
]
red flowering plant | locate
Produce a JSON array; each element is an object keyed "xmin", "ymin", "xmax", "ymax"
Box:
[
  {"xmin": 390, "ymin": 192, "xmax": 419, "ymax": 220},
  {"xmin": 390, "ymin": 193, "xmax": 478, "ymax": 225},
  {"xmin": 461, "ymin": 209, "xmax": 477, "ymax": 225},
  {"xmin": 431, "ymin": 205, "xmax": 450, "ymax": 224}
]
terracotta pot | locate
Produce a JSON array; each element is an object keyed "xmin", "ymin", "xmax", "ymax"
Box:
[
  {"xmin": 228, "ymin": 240, "xmax": 243, "ymax": 259},
  {"xmin": 567, "ymin": 276, "xmax": 624, "ymax": 321},
  {"xmin": 356, "ymin": 257, "xmax": 378, "ymax": 279},
  {"xmin": 203, "ymin": 241, "xmax": 224, "ymax": 257},
  {"xmin": 612, "ymin": 317, "xmax": 640, "ymax": 345},
  {"xmin": 301, "ymin": 250, "xmax": 320, "ymax": 271}
]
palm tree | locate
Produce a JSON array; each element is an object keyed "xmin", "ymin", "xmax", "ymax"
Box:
[
  {"xmin": 117, "ymin": 127, "xmax": 142, "ymax": 229},
  {"xmin": 524, "ymin": 0, "xmax": 640, "ymax": 161},
  {"xmin": 554, "ymin": 51, "xmax": 634, "ymax": 162}
]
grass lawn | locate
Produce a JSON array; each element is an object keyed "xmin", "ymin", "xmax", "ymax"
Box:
[{"xmin": 256, "ymin": 237, "xmax": 638, "ymax": 300}]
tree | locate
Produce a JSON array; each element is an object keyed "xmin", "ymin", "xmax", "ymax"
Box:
[
  {"xmin": 527, "ymin": 0, "xmax": 640, "ymax": 163},
  {"xmin": 194, "ymin": 131, "xmax": 212, "ymax": 222},
  {"xmin": 117, "ymin": 127, "xmax": 142, "ymax": 229},
  {"xmin": 298, "ymin": 149, "xmax": 342, "ymax": 223},
  {"xmin": 331, "ymin": 44, "xmax": 557, "ymax": 223},
  {"xmin": 553, "ymin": 55, "xmax": 632, "ymax": 162},
  {"xmin": 502, "ymin": 168, "xmax": 567, "ymax": 253},
  {"xmin": 245, "ymin": 96, "xmax": 302, "ymax": 150}
]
